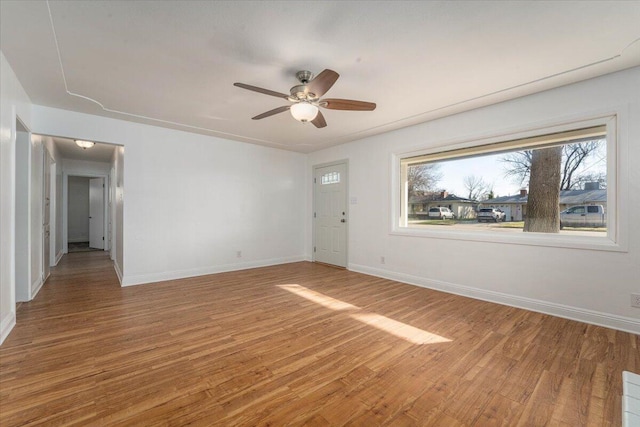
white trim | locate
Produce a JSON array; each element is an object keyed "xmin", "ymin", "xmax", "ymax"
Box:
[
  {"xmin": 349, "ymin": 263, "xmax": 640, "ymax": 335},
  {"xmin": 121, "ymin": 256, "xmax": 306, "ymax": 287},
  {"xmin": 31, "ymin": 276, "xmax": 44, "ymax": 300},
  {"xmin": 54, "ymin": 250, "xmax": 63, "ymax": 266},
  {"xmin": 113, "ymin": 260, "xmax": 123, "ymax": 285},
  {"xmin": 0, "ymin": 311, "xmax": 16, "ymax": 346},
  {"xmin": 391, "ymin": 109, "xmax": 627, "ymax": 253}
]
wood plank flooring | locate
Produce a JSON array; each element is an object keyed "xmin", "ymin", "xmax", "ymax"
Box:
[{"xmin": 0, "ymin": 251, "xmax": 638, "ymax": 426}]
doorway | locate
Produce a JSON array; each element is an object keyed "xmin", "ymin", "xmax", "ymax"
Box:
[
  {"xmin": 313, "ymin": 161, "xmax": 348, "ymax": 268},
  {"xmin": 67, "ymin": 176, "xmax": 106, "ymax": 252},
  {"xmin": 89, "ymin": 178, "xmax": 105, "ymax": 249}
]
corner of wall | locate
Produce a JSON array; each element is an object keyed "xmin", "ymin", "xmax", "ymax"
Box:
[
  {"xmin": 113, "ymin": 261, "xmax": 123, "ymax": 286},
  {"xmin": 0, "ymin": 311, "xmax": 16, "ymax": 346},
  {"xmin": 31, "ymin": 276, "xmax": 43, "ymax": 300}
]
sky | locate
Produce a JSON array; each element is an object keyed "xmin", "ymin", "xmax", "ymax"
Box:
[
  {"xmin": 434, "ymin": 142, "xmax": 607, "ymax": 199},
  {"xmin": 437, "ymin": 154, "xmax": 519, "ymax": 198}
]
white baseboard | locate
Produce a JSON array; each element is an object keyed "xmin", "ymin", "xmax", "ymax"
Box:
[
  {"xmin": 0, "ymin": 311, "xmax": 16, "ymax": 346},
  {"xmin": 54, "ymin": 250, "xmax": 63, "ymax": 265},
  {"xmin": 31, "ymin": 276, "xmax": 44, "ymax": 300},
  {"xmin": 349, "ymin": 263, "xmax": 640, "ymax": 335},
  {"xmin": 121, "ymin": 256, "xmax": 306, "ymax": 287},
  {"xmin": 113, "ymin": 260, "xmax": 123, "ymax": 285}
]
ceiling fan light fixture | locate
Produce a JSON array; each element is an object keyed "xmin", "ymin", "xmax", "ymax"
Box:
[
  {"xmin": 290, "ymin": 102, "xmax": 318, "ymax": 123},
  {"xmin": 75, "ymin": 140, "xmax": 95, "ymax": 149}
]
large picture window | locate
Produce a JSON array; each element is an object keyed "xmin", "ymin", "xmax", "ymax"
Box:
[{"xmin": 395, "ymin": 116, "xmax": 619, "ymax": 249}]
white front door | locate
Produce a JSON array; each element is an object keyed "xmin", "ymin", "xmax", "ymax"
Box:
[
  {"xmin": 89, "ymin": 178, "xmax": 104, "ymax": 249},
  {"xmin": 314, "ymin": 162, "xmax": 347, "ymax": 267}
]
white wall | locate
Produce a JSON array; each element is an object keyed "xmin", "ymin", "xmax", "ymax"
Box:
[
  {"xmin": 307, "ymin": 67, "xmax": 640, "ymax": 333},
  {"xmin": 32, "ymin": 106, "xmax": 307, "ymax": 286},
  {"xmin": 67, "ymin": 176, "xmax": 90, "ymax": 242},
  {"xmin": 0, "ymin": 51, "xmax": 32, "ymax": 344},
  {"xmin": 14, "ymin": 126, "xmax": 29, "ymax": 302}
]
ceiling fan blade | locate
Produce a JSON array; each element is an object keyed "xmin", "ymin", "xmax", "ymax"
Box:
[
  {"xmin": 322, "ymin": 98, "xmax": 376, "ymax": 111},
  {"xmin": 234, "ymin": 83, "xmax": 289, "ymax": 99},
  {"xmin": 252, "ymin": 105, "xmax": 291, "ymax": 120},
  {"xmin": 311, "ymin": 110, "xmax": 327, "ymax": 128},
  {"xmin": 307, "ymin": 69, "xmax": 339, "ymax": 98}
]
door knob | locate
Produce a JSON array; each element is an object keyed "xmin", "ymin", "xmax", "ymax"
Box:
[{"xmin": 341, "ymin": 219, "xmax": 346, "ymax": 223}]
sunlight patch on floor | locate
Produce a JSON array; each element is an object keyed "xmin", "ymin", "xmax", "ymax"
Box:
[
  {"xmin": 278, "ymin": 284, "xmax": 358, "ymax": 311},
  {"xmin": 277, "ymin": 284, "xmax": 451, "ymax": 345},
  {"xmin": 350, "ymin": 312, "xmax": 451, "ymax": 345}
]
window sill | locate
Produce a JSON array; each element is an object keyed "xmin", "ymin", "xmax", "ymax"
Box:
[{"xmin": 390, "ymin": 226, "xmax": 626, "ymax": 253}]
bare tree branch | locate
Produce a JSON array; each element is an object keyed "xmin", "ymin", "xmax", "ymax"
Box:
[
  {"xmin": 463, "ymin": 175, "xmax": 489, "ymax": 201},
  {"xmin": 407, "ymin": 163, "xmax": 443, "ymax": 198},
  {"xmin": 500, "ymin": 139, "xmax": 604, "ymax": 190}
]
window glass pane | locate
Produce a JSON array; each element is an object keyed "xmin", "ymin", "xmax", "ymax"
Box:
[
  {"xmin": 321, "ymin": 172, "xmax": 340, "ymax": 185},
  {"xmin": 402, "ymin": 132, "xmax": 607, "ymax": 236}
]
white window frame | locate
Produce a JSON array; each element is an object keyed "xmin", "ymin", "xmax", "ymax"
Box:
[{"xmin": 391, "ymin": 113, "xmax": 626, "ymax": 252}]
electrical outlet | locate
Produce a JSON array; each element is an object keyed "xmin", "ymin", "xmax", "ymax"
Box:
[
  {"xmin": 380, "ymin": 256, "xmax": 385, "ymax": 264},
  {"xmin": 632, "ymin": 293, "xmax": 640, "ymax": 308},
  {"xmin": 236, "ymin": 250, "xmax": 242, "ymax": 258}
]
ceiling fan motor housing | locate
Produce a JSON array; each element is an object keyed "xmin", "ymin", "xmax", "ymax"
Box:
[
  {"xmin": 289, "ymin": 85, "xmax": 318, "ymax": 102},
  {"xmin": 288, "ymin": 70, "xmax": 318, "ymax": 102}
]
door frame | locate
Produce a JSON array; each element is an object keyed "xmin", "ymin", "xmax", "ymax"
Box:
[
  {"xmin": 42, "ymin": 150, "xmax": 54, "ymax": 284},
  {"xmin": 63, "ymin": 172, "xmax": 109, "ymax": 253},
  {"xmin": 312, "ymin": 159, "xmax": 349, "ymax": 267}
]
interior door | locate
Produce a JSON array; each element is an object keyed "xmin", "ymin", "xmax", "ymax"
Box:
[
  {"xmin": 89, "ymin": 178, "xmax": 104, "ymax": 249},
  {"xmin": 42, "ymin": 152, "xmax": 52, "ymax": 282},
  {"xmin": 314, "ymin": 162, "xmax": 347, "ymax": 267}
]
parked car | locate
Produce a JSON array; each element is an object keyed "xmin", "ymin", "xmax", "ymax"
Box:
[
  {"xmin": 477, "ymin": 208, "xmax": 505, "ymax": 222},
  {"xmin": 428, "ymin": 206, "xmax": 455, "ymax": 219},
  {"xmin": 560, "ymin": 205, "xmax": 606, "ymax": 229}
]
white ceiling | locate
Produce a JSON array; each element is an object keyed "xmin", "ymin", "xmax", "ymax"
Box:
[{"xmin": 1, "ymin": 1, "xmax": 639, "ymax": 153}]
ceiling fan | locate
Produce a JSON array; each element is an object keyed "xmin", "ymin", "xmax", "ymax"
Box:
[{"xmin": 234, "ymin": 69, "xmax": 376, "ymax": 128}]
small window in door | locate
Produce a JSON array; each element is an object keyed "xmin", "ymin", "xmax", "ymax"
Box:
[
  {"xmin": 321, "ymin": 172, "xmax": 340, "ymax": 185},
  {"xmin": 587, "ymin": 206, "xmax": 600, "ymax": 213}
]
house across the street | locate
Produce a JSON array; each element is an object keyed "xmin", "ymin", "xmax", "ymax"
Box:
[
  {"xmin": 481, "ymin": 184, "xmax": 607, "ymax": 221},
  {"xmin": 409, "ymin": 191, "xmax": 478, "ymax": 219}
]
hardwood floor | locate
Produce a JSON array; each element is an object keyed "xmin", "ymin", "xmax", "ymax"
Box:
[{"xmin": 0, "ymin": 252, "xmax": 638, "ymax": 426}]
